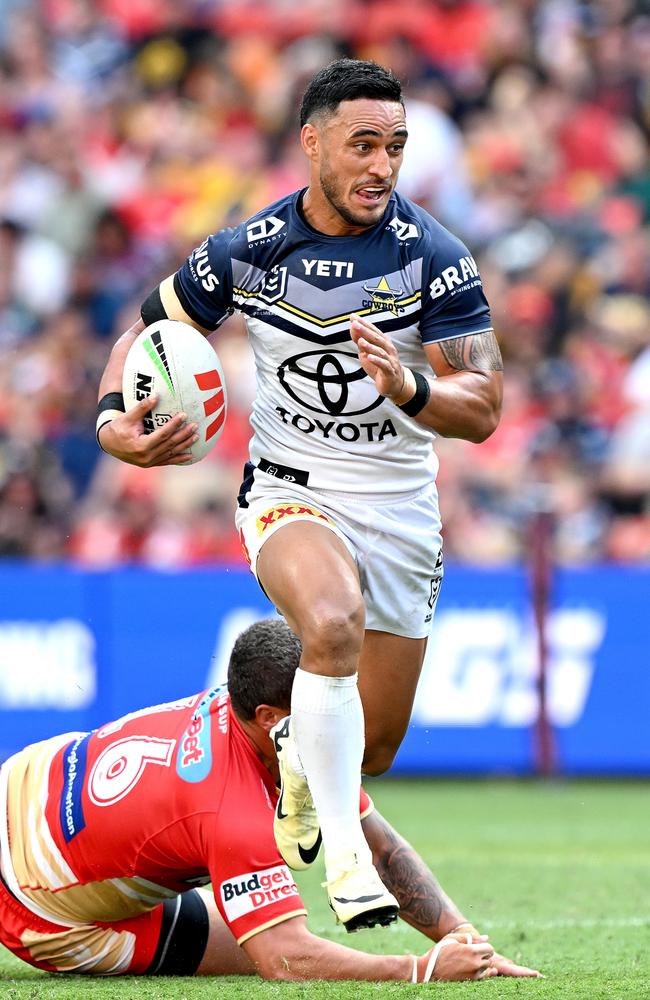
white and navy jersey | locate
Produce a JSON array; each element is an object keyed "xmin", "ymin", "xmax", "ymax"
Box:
[{"xmin": 173, "ymin": 189, "xmax": 492, "ymax": 494}]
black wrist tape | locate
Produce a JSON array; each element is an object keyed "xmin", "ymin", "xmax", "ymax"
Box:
[
  {"xmin": 97, "ymin": 392, "xmax": 126, "ymax": 416},
  {"xmin": 398, "ymin": 370, "xmax": 431, "ymax": 417},
  {"xmin": 141, "ymin": 285, "xmax": 168, "ymax": 326}
]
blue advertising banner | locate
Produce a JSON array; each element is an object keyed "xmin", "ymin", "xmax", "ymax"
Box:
[{"xmin": 0, "ymin": 562, "xmax": 648, "ymax": 773}]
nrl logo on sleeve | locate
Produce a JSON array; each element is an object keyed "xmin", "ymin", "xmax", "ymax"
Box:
[
  {"xmin": 220, "ymin": 865, "xmax": 300, "ymax": 920},
  {"xmin": 256, "ymin": 265, "xmax": 288, "ymax": 304},
  {"xmin": 246, "ymin": 216, "xmax": 286, "ymax": 245}
]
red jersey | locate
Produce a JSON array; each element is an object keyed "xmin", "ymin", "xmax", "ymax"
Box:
[{"xmin": 1, "ymin": 686, "xmax": 306, "ymax": 947}]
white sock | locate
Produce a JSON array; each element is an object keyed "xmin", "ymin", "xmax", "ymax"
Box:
[{"xmin": 291, "ymin": 668, "xmax": 372, "ymax": 879}]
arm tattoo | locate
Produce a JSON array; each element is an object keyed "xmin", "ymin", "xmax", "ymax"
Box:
[
  {"xmin": 439, "ymin": 330, "xmax": 504, "ymax": 373},
  {"xmin": 372, "ymin": 822, "xmax": 455, "ymax": 934}
]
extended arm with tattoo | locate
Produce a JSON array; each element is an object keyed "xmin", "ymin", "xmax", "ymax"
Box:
[
  {"xmin": 362, "ymin": 808, "xmax": 542, "ymax": 978},
  {"xmin": 362, "ymin": 809, "xmax": 466, "ymax": 940},
  {"xmin": 351, "ymin": 316, "xmax": 503, "ymax": 443},
  {"xmin": 413, "ymin": 330, "xmax": 504, "ymax": 441}
]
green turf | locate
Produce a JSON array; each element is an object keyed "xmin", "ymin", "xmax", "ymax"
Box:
[{"xmin": 1, "ymin": 780, "xmax": 649, "ymax": 998}]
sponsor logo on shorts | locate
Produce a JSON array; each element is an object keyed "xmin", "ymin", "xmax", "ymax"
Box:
[
  {"xmin": 258, "ymin": 457, "xmax": 309, "ymax": 486},
  {"xmin": 59, "ymin": 733, "xmax": 91, "ymax": 842},
  {"xmin": 220, "ymin": 865, "xmax": 299, "ymax": 921},
  {"xmin": 256, "ymin": 504, "xmax": 334, "ymax": 537}
]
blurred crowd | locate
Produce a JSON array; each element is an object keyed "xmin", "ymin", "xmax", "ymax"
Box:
[{"xmin": 1, "ymin": 0, "xmax": 650, "ymax": 567}]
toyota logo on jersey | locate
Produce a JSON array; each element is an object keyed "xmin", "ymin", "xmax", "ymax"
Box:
[{"xmin": 277, "ymin": 349, "xmax": 383, "ymax": 416}]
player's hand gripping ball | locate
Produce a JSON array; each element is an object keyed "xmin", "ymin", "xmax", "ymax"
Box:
[{"xmin": 122, "ymin": 320, "xmax": 227, "ymax": 464}]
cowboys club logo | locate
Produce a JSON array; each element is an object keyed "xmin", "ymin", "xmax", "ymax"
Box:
[
  {"xmin": 278, "ymin": 349, "xmax": 383, "ymax": 417},
  {"xmin": 362, "ymin": 275, "xmax": 404, "ymax": 315}
]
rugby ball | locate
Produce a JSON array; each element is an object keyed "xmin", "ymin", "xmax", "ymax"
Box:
[{"xmin": 122, "ymin": 320, "xmax": 227, "ymax": 464}]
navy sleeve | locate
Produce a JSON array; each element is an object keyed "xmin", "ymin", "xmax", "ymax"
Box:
[
  {"xmin": 419, "ymin": 229, "xmax": 492, "ymax": 345},
  {"xmin": 173, "ymin": 229, "xmax": 236, "ymax": 331}
]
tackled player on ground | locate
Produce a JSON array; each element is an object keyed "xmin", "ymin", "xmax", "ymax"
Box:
[{"xmin": 0, "ymin": 621, "xmax": 539, "ymax": 983}]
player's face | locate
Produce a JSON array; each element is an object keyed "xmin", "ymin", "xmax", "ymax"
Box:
[{"xmin": 307, "ymin": 100, "xmax": 407, "ymax": 232}]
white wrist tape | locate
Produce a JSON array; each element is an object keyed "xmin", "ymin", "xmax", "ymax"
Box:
[
  {"xmin": 95, "ymin": 410, "xmax": 123, "ymax": 451},
  {"xmin": 420, "ymin": 937, "xmax": 456, "ymax": 983}
]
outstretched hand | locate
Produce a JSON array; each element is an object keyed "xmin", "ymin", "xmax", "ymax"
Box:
[
  {"xmin": 445, "ymin": 925, "xmax": 542, "ymax": 979},
  {"xmin": 490, "ymin": 951, "xmax": 543, "ymax": 978},
  {"xmin": 98, "ymin": 395, "xmax": 198, "ymax": 467}
]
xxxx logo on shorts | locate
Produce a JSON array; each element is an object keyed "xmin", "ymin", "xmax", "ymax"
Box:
[{"xmin": 256, "ymin": 504, "xmax": 333, "ymax": 537}]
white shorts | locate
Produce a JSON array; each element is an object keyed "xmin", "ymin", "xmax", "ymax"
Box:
[{"xmin": 235, "ymin": 466, "xmax": 443, "ymax": 639}]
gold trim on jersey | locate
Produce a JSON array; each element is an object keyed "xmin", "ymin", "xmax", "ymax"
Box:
[
  {"xmin": 236, "ymin": 907, "xmax": 308, "ymax": 945},
  {"xmin": 1, "ymin": 736, "xmax": 85, "ymax": 927},
  {"xmin": 1, "ymin": 737, "xmax": 175, "ymax": 928},
  {"xmin": 20, "ymin": 923, "xmax": 136, "ymax": 975},
  {"xmin": 360, "ymin": 793, "xmax": 375, "ymax": 822},
  {"xmin": 232, "ymin": 285, "xmax": 421, "ymax": 328}
]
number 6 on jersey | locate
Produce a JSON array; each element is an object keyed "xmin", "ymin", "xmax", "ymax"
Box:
[{"xmin": 88, "ymin": 737, "xmax": 176, "ymax": 806}]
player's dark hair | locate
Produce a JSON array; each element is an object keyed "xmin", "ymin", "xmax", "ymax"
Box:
[
  {"xmin": 299, "ymin": 58, "xmax": 403, "ymax": 127},
  {"xmin": 228, "ymin": 619, "xmax": 302, "ymax": 720}
]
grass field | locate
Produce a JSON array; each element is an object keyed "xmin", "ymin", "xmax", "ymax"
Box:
[{"xmin": 1, "ymin": 779, "xmax": 648, "ymax": 999}]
